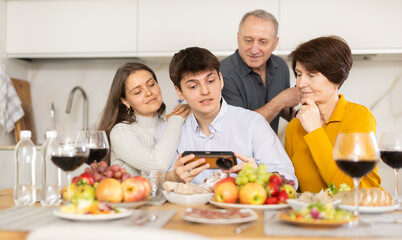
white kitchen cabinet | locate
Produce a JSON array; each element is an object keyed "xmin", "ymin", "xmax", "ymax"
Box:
[
  {"xmin": 278, "ymin": 0, "xmax": 402, "ymax": 54},
  {"xmin": 137, "ymin": 0, "xmax": 279, "ymax": 57},
  {"xmin": 6, "ymin": 0, "xmax": 138, "ymax": 58}
]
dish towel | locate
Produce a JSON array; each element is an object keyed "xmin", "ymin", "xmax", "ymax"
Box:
[{"xmin": 0, "ymin": 64, "xmax": 24, "ymax": 133}]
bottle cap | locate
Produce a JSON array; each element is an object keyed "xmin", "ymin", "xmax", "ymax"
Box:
[
  {"xmin": 45, "ymin": 130, "xmax": 57, "ymax": 139},
  {"xmin": 20, "ymin": 130, "xmax": 31, "ymax": 138}
]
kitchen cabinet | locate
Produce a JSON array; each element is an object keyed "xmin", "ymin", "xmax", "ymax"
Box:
[
  {"xmin": 278, "ymin": 0, "xmax": 402, "ymax": 55},
  {"xmin": 137, "ymin": 0, "xmax": 279, "ymax": 57},
  {"xmin": 6, "ymin": 0, "xmax": 138, "ymax": 58}
]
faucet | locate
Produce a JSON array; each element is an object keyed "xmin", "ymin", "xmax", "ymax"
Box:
[{"xmin": 66, "ymin": 86, "xmax": 88, "ymax": 130}]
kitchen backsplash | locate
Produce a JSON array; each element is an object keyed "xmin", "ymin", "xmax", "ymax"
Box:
[{"xmin": 1, "ymin": 57, "xmax": 401, "ymax": 145}]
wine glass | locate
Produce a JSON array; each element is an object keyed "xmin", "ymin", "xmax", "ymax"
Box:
[
  {"xmin": 86, "ymin": 130, "xmax": 110, "ymax": 165},
  {"xmin": 379, "ymin": 132, "xmax": 402, "ymax": 205},
  {"xmin": 51, "ymin": 130, "xmax": 89, "ymax": 205},
  {"xmin": 333, "ymin": 132, "xmax": 379, "ymax": 219}
]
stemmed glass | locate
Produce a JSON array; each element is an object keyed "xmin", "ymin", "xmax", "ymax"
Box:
[
  {"xmin": 86, "ymin": 130, "xmax": 110, "ymax": 165},
  {"xmin": 379, "ymin": 132, "xmax": 402, "ymax": 205},
  {"xmin": 333, "ymin": 132, "xmax": 379, "ymax": 219},
  {"xmin": 51, "ymin": 130, "xmax": 89, "ymax": 205}
]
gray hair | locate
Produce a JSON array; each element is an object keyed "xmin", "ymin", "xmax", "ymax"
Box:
[{"xmin": 238, "ymin": 9, "xmax": 279, "ymax": 38}]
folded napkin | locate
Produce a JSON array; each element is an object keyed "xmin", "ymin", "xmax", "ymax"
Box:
[{"xmin": 0, "ymin": 64, "xmax": 24, "ymax": 133}]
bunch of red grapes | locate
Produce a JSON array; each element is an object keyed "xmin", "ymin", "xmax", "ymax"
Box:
[{"xmin": 84, "ymin": 161, "xmax": 131, "ymax": 183}]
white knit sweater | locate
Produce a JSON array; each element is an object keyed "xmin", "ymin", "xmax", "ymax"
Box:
[{"xmin": 110, "ymin": 114, "xmax": 184, "ymax": 176}]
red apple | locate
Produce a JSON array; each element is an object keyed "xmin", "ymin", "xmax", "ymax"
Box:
[
  {"xmin": 132, "ymin": 176, "xmax": 152, "ymax": 199},
  {"xmin": 95, "ymin": 178, "xmax": 123, "ymax": 203},
  {"xmin": 213, "ymin": 177, "xmax": 236, "ymax": 193},
  {"xmin": 277, "ymin": 190, "xmax": 289, "ymax": 204},
  {"xmin": 214, "ymin": 182, "xmax": 239, "ymax": 203},
  {"xmin": 239, "ymin": 182, "xmax": 267, "ymax": 205},
  {"xmin": 266, "ymin": 182, "xmax": 280, "ymax": 197},
  {"xmin": 121, "ymin": 177, "xmax": 146, "ymax": 202}
]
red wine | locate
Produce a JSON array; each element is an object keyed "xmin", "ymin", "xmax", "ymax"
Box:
[
  {"xmin": 336, "ymin": 160, "xmax": 377, "ymax": 178},
  {"xmin": 87, "ymin": 148, "xmax": 108, "ymax": 164},
  {"xmin": 52, "ymin": 154, "xmax": 88, "ymax": 171},
  {"xmin": 381, "ymin": 150, "xmax": 402, "ymax": 169}
]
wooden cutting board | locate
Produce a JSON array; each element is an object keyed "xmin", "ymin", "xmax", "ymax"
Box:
[{"xmin": 11, "ymin": 78, "xmax": 36, "ymax": 144}]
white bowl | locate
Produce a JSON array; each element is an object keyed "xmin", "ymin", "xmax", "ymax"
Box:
[{"xmin": 162, "ymin": 191, "xmax": 214, "ymax": 206}]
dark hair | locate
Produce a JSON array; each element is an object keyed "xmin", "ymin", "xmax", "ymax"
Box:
[
  {"xmin": 98, "ymin": 62, "xmax": 166, "ymax": 163},
  {"xmin": 169, "ymin": 47, "xmax": 221, "ymax": 91},
  {"xmin": 290, "ymin": 36, "xmax": 353, "ymax": 88},
  {"xmin": 239, "ymin": 9, "xmax": 278, "ymax": 38}
]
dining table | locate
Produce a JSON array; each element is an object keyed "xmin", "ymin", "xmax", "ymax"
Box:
[{"xmin": 0, "ymin": 188, "xmax": 400, "ymax": 240}]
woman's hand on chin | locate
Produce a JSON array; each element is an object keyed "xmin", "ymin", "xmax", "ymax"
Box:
[{"xmin": 297, "ymin": 98, "xmax": 322, "ymax": 133}]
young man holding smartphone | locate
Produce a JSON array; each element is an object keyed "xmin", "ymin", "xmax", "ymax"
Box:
[{"xmin": 166, "ymin": 47, "xmax": 297, "ymax": 189}]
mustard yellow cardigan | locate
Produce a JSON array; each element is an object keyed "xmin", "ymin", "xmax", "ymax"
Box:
[{"xmin": 285, "ymin": 95, "xmax": 382, "ymax": 193}]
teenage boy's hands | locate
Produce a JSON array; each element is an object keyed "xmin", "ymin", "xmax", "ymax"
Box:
[
  {"xmin": 222, "ymin": 152, "xmax": 258, "ymax": 174},
  {"xmin": 172, "ymin": 153, "xmax": 210, "ymax": 182}
]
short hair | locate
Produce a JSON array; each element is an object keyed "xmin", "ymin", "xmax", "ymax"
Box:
[
  {"xmin": 169, "ymin": 47, "xmax": 221, "ymax": 91},
  {"xmin": 238, "ymin": 9, "xmax": 279, "ymax": 38},
  {"xmin": 289, "ymin": 36, "xmax": 353, "ymax": 88}
]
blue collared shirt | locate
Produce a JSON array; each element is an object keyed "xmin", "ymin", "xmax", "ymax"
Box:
[{"xmin": 175, "ymin": 98, "xmax": 298, "ymax": 189}]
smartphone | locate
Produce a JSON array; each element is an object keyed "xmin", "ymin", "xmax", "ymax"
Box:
[{"xmin": 182, "ymin": 151, "xmax": 237, "ymax": 170}]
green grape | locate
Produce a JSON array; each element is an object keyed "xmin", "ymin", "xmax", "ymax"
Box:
[
  {"xmin": 240, "ymin": 176, "xmax": 249, "ymax": 185},
  {"xmin": 235, "ymin": 176, "xmax": 242, "ymax": 186},
  {"xmin": 255, "ymin": 179, "xmax": 265, "ymax": 186},
  {"xmin": 248, "ymin": 174, "xmax": 257, "ymax": 182},
  {"xmin": 258, "ymin": 164, "xmax": 267, "ymax": 171}
]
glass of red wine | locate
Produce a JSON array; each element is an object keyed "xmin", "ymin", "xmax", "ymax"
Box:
[
  {"xmin": 86, "ymin": 130, "xmax": 109, "ymax": 165},
  {"xmin": 333, "ymin": 132, "xmax": 379, "ymax": 219},
  {"xmin": 51, "ymin": 130, "xmax": 89, "ymax": 205},
  {"xmin": 379, "ymin": 132, "xmax": 402, "ymax": 205}
]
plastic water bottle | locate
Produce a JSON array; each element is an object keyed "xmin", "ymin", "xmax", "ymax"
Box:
[
  {"xmin": 40, "ymin": 130, "xmax": 61, "ymax": 206},
  {"xmin": 14, "ymin": 130, "xmax": 37, "ymax": 206}
]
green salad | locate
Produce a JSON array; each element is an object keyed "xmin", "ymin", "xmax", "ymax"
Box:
[
  {"xmin": 325, "ymin": 183, "xmax": 351, "ymax": 197},
  {"xmin": 289, "ymin": 203, "xmax": 354, "ymax": 221}
]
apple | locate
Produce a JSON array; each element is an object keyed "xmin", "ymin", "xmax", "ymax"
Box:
[
  {"xmin": 61, "ymin": 183, "xmax": 77, "ymax": 201},
  {"xmin": 95, "ymin": 178, "xmax": 123, "ymax": 203},
  {"xmin": 269, "ymin": 174, "xmax": 282, "ymax": 186},
  {"xmin": 277, "ymin": 190, "xmax": 289, "ymax": 204},
  {"xmin": 266, "ymin": 182, "xmax": 280, "ymax": 197},
  {"xmin": 121, "ymin": 177, "xmax": 146, "ymax": 202},
  {"xmin": 78, "ymin": 172, "xmax": 95, "ymax": 186},
  {"xmin": 132, "ymin": 176, "xmax": 152, "ymax": 199},
  {"xmin": 280, "ymin": 184, "xmax": 296, "ymax": 199},
  {"xmin": 213, "ymin": 177, "xmax": 236, "ymax": 193},
  {"xmin": 265, "ymin": 196, "xmax": 277, "ymax": 205},
  {"xmin": 239, "ymin": 182, "xmax": 267, "ymax": 205},
  {"xmin": 71, "ymin": 184, "xmax": 95, "ymax": 205},
  {"xmin": 214, "ymin": 181, "xmax": 239, "ymax": 203}
]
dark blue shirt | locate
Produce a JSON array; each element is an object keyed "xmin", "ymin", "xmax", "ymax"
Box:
[{"xmin": 220, "ymin": 50, "xmax": 290, "ymax": 134}]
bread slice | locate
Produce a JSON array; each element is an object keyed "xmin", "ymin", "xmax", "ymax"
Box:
[{"xmin": 332, "ymin": 187, "xmax": 392, "ymax": 206}]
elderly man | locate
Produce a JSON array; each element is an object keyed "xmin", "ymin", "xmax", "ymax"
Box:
[{"xmin": 220, "ymin": 9, "xmax": 301, "ymax": 134}]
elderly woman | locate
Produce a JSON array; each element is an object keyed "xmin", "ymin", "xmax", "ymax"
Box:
[{"xmin": 285, "ymin": 36, "xmax": 381, "ymax": 193}]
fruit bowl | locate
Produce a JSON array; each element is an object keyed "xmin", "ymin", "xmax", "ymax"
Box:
[{"xmin": 162, "ymin": 191, "xmax": 213, "ymax": 206}]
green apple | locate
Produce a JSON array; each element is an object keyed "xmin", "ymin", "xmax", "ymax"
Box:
[{"xmin": 72, "ymin": 184, "xmax": 95, "ymax": 205}]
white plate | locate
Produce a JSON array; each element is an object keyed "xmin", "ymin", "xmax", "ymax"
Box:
[
  {"xmin": 112, "ymin": 200, "xmax": 147, "ymax": 208},
  {"xmin": 53, "ymin": 208, "xmax": 132, "ymax": 221},
  {"xmin": 337, "ymin": 204, "xmax": 400, "ymax": 213},
  {"xmin": 182, "ymin": 208, "xmax": 257, "ymax": 224},
  {"xmin": 209, "ymin": 199, "xmax": 289, "ymax": 210},
  {"xmin": 287, "ymin": 199, "xmax": 341, "ymax": 211}
]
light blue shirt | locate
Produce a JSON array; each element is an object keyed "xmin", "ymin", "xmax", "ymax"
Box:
[{"xmin": 174, "ymin": 98, "xmax": 298, "ymax": 189}]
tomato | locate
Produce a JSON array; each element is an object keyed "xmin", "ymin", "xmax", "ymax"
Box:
[{"xmin": 78, "ymin": 172, "xmax": 95, "ymax": 186}]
